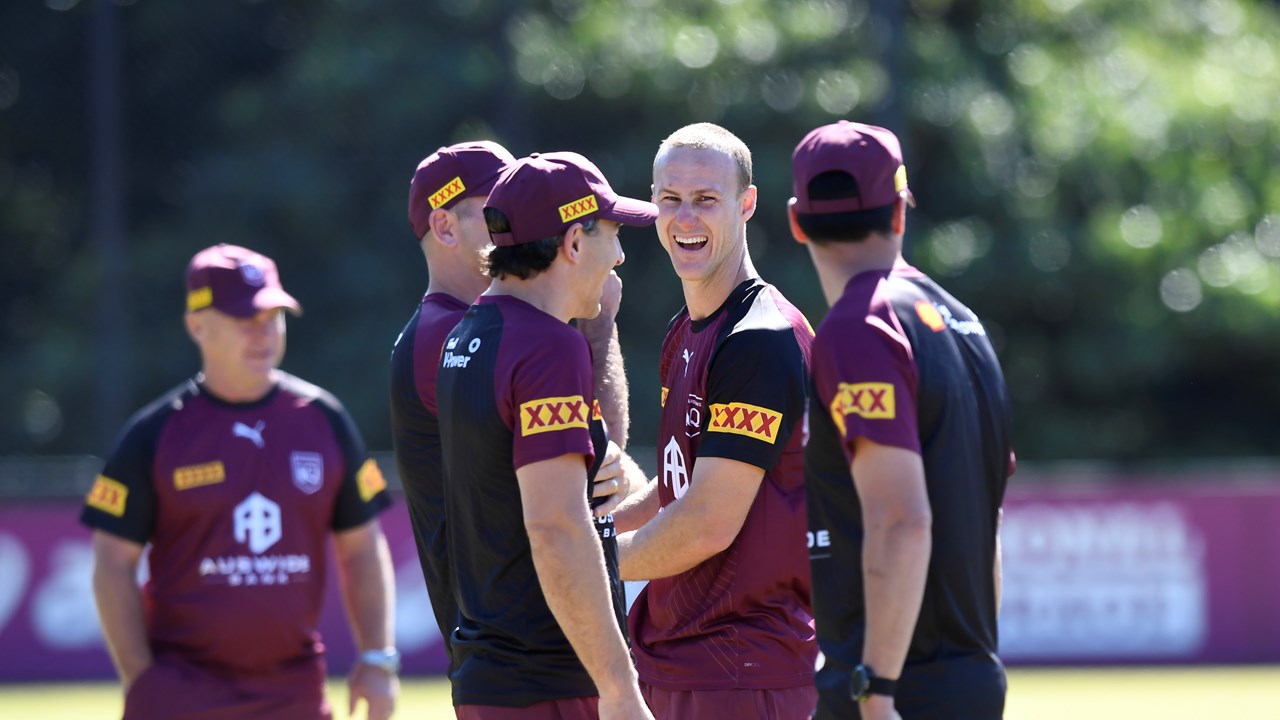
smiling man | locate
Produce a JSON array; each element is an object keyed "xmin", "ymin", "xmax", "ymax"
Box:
[
  {"xmin": 82, "ymin": 244, "xmax": 397, "ymax": 720},
  {"xmin": 613, "ymin": 123, "xmax": 818, "ymax": 719}
]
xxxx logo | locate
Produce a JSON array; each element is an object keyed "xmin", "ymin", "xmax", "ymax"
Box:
[
  {"xmin": 429, "ymin": 176, "xmax": 466, "ymax": 209},
  {"xmin": 829, "ymin": 382, "xmax": 895, "ymax": 436},
  {"xmin": 174, "ymin": 461, "xmax": 226, "ymax": 491},
  {"xmin": 558, "ymin": 194, "xmax": 598, "ymax": 223},
  {"xmin": 661, "ymin": 387, "xmax": 669, "ymax": 407},
  {"xmin": 520, "ymin": 395, "xmax": 589, "ymax": 436},
  {"xmin": 357, "ymin": 458, "xmax": 387, "ymax": 502},
  {"xmin": 592, "ymin": 399, "xmax": 603, "ymax": 421},
  {"xmin": 708, "ymin": 402, "xmax": 783, "ymax": 444},
  {"xmin": 86, "ymin": 475, "xmax": 128, "ymax": 517}
]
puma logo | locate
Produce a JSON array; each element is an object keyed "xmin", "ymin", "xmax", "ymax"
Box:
[
  {"xmin": 682, "ymin": 348, "xmax": 694, "ymax": 376},
  {"xmin": 232, "ymin": 420, "xmax": 266, "ymax": 448}
]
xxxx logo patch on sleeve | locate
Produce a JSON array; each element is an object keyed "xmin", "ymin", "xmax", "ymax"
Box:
[
  {"xmin": 86, "ymin": 475, "xmax": 128, "ymax": 517},
  {"xmin": 829, "ymin": 382, "xmax": 896, "ymax": 436},
  {"xmin": 591, "ymin": 399, "xmax": 603, "ymax": 421},
  {"xmin": 661, "ymin": 387, "xmax": 669, "ymax": 407},
  {"xmin": 357, "ymin": 458, "xmax": 387, "ymax": 502},
  {"xmin": 520, "ymin": 395, "xmax": 589, "ymax": 436},
  {"xmin": 707, "ymin": 402, "xmax": 783, "ymax": 444}
]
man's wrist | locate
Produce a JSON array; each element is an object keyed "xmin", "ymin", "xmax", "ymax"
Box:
[
  {"xmin": 850, "ymin": 663, "xmax": 898, "ymax": 701},
  {"xmin": 357, "ymin": 647, "xmax": 401, "ymax": 675}
]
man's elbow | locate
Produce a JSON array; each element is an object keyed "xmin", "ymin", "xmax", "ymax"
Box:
[{"xmin": 893, "ymin": 508, "xmax": 932, "ymax": 541}]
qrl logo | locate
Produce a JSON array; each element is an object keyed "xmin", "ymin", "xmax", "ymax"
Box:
[
  {"xmin": 662, "ymin": 437, "xmax": 690, "ymax": 500},
  {"xmin": 234, "ymin": 492, "xmax": 282, "ymax": 554},
  {"xmin": 520, "ymin": 395, "xmax": 589, "ymax": 436}
]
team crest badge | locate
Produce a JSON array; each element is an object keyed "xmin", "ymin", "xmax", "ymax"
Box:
[
  {"xmin": 290, "ymin": 451, "xmax": 324, "ymax": 494},
  {"xmin": 239, "ymin": 262, "xmax": 266, "ymax": 287}
]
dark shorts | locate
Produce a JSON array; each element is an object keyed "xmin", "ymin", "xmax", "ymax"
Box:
[
  {"xmin": 122, "ymin": 654, "xmax": 329, "ymax": 720},
  {"xmin": 815, "ymin": 656, "xmax": 1005, "ymax": 720},
  {"xmin": 641, "ymin": 682, "xmax": 816, "ymax": 720},
  {"xmin": 456, "ymin": 696, "xmax": 599, "ymax": 720}
]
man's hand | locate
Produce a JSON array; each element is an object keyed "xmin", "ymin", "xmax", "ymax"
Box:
[
  {"xmin": 347, "ymin": 662, "xmax": 398, "ymax": 720},
  {"xmin": 597, "ymin": 686, "xmax": 656, "ymax": 720},
  {"xmin": 592, "ymin": 440, "xmax": 631, "ymax": 517},
  {"xmin": 859, "ymin": 694, "xmax": 903, "ymax": 720},
  {"xmin": 597, "ymin": 270, "xmax": 622, "ymax": 321}
]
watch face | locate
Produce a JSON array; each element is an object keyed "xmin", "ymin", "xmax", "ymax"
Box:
[{"xmin": 849, "ymin": 664, "xmax": 870, "ymax": 701}]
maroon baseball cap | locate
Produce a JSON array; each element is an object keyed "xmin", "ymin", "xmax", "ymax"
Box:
[
  {"xmin": 484, "ymin": 151, "xmax": 658, "ymax": 247},
  {"xmin": 408, "ymin": 141, "xmax": 517, "ymax": 239},
  {"xmin": 185, "ymin": 244, "xmax": 302, "ymax": 318},
  {"xmin": 791, "ymin": 120, "xmax": 916, "ymax": 214}
]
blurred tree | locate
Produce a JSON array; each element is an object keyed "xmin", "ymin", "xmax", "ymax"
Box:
[{"xmin": 1, "ymin": 0, "xmax": 1277, "ymax": 467}]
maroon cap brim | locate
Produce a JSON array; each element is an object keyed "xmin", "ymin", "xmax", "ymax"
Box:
[
  {"xmin": 248, "ymin": 287, "xmax": 303, "ymax": 317},
  {"xmin": 600, "ymin": 196, "xmax": 658, "ymax": 228}
]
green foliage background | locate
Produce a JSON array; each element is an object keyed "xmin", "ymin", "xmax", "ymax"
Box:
[{"xmin": 2, "ymin": 0, "xmax": 1278, "ymax": 464}]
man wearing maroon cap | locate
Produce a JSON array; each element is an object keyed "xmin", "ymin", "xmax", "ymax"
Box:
[
  {"xmin": 82, "ymin": 243, "xmax": 399, "ymax": 720},
  {"xmin": 435, "ymin": 151, "xmax": 656, "ymax": 720},
  {"xmin": 612, "ymin": 123, "xmax": 817, "ymax": 719},
  {"xmin": 787, "ymin": 120, "xmax": 1013, "ymax": 720},
  {"xmin": 392, "ymin": 142, "xmax": 635, "ymax": 670}
]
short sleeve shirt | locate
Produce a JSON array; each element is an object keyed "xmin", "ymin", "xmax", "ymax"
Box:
[
  {"xmin": 436, "ymin": 294, "xmax": 622, "ymax": 707},
  {"xmin": 629, "ymin": 279, "xmax": 817, "ymax": 691},
  {"xmin": 79, "ymin": 373, "xmax": 391, "ymax": 674},
  {"xmin": 806, "ymin": 264, "xmax": 1013, "ymax": 708}
]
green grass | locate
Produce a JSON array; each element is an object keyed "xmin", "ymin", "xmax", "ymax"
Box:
[{"xmin": 1, "ymin": 667, "xmax": 1278, "ymax": 718}]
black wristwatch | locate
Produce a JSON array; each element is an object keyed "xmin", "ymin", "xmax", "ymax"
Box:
[{"xmin": 850, "ymin": 664, "xmax": 897, "ymax": 702}]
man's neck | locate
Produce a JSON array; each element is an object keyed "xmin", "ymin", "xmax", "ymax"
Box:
[
  {"xmin": 810, "ymin": 238, "xmax": 902, "ymax": 307},
  {"xmin": 425, "ymin": 256, "xmax": 489, "ymax": 305},
  {"xmin": 485, "ymin": 276, "xmax": 574, "ymax": 323},
  {"xmin": 683, "ymin": 251, "xmax": 758, "ymax": 321},
  {"xmin": 199, "ymin": 368, "xmax": 276, "ymax": 404}
]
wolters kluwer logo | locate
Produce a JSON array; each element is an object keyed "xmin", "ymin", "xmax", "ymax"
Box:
[{"xmin": 234, "ymin": 492, "xmax": 282, "ymax": 554}]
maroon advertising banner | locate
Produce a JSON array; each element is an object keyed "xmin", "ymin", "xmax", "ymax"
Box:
[
  {"xmin": 1000, "ymin": 480, "xmax": 1280, "ymax": 664},
  {"xmin": 1, "ymin": 478, "xmax": 1278, "ymax": 682}
]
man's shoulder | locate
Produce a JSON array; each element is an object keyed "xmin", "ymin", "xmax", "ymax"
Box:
[{"xmin": 274, "ymin": 372, "xmax": 346, "ymax": 415}]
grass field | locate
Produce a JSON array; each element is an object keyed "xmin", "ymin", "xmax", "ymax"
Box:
[{"xmin": 1, "ymin": 667, "xmax": 1277, "ymax": 718}]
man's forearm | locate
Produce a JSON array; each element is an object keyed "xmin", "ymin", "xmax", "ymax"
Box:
[
  {"xmin": 528, "ymin": 518, "xmax": 638, "ymax": 699},
  {"xmin": 93, "ymin": 565, "xmax": 152, "ymax": 687},
  {"xmin": 581, "ymin": 319, "xmax": 629, "ymax": 449},
  {"xmin": 611, "ymin": 472, "xmax": 658, "ymax": 533},
  {"xmin": 335, "ymin": 524, "xmax": 395, "ymax": 651},
  {"xmin": 860, "ymin": 516, "xmax": 931, "ymax": 679}
]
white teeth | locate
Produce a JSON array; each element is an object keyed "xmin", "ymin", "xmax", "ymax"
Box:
[{"xmin": 675, "ymin": 236, "xmax": 708, "ymax": 246}]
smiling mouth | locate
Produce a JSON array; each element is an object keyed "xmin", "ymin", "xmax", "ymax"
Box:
[{"xmin": 674, "ymin": 235, "xmax": 708, "ymax": 251}]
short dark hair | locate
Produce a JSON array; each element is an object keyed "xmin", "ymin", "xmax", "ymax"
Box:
[
  {"xmin": 794, "ymin": 170, "xmax": 895, "ymax": 244},
  {"xmin": 483, "ymin": 208, "xmax": 597, "ymax": 280},
  {"xmin": 656, "ymin": 123, "xmax": 753, "ymax": 194}
]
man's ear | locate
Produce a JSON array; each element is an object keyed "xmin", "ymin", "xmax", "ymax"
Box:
[
  {"xmin": 892, "ymin": 197, "xmax": 906, "ymax": 236},
  {"xmin": 787, "ymin": 198, "xmax": 809, "ymax": 245},
  {"xmin": 184, "ymin": 312, "xmax": 203, "ymax": 343},
  {"xmin": 427, "ymin": 207, "xmax": 458, "ymax": 248},
  {"xmin": 740, "ymin": 184, "xmax": 758, "ymax": 222},
  {"xmin": 561, "ymin": 225, "xmax": 585, "ymax": 264}
]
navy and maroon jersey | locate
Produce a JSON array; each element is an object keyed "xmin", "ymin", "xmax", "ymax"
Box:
[
  {"xmin": 806, "ymin": 262, "xmax": 1013, "ymax": 719},
  {"xmin": 390, "ymin": 291, "xmax": 470, "ymax": 660},
  {"xmin": 79, "ymin": 372, "xmax": 391, "ymax": 676},
  {"xmin": 629, "ymin": 278, "xmax": 817, "ymax": 691},
  {"xmin": 436, "ymin": 294, "xmax": 622, "ymax": 708}
]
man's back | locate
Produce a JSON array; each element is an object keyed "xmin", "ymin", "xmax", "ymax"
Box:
[
  {"xmin": 389, "ymin": 291, "xmax": 471, "ymax": 658},
  {"xmin": 807, "ymin": 263, "xmax": 1012, "ymax": 714},
  {"xmin": 630, "ymin": 278, "xmax": 816, "ymax": 691},
  {"xmin": 437, "ymin": 295, "xmax": 625, "ymax": 707}
]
